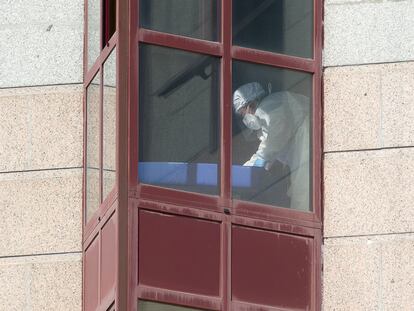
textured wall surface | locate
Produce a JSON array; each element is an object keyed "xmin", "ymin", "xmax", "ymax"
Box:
[
  {"xmin": 324, "ymin": 0, "xmax": 414, "ymax": 66},
  {"xmin": 324, "ymin": 62, "xmax": 414, "ymax": 151},
  {"xmin": 0, "ymin": 0, "xmax": 83, "ymax": 88},
  {"xmin": 0, "ymin": 169, "xmax": 82, "ymax": 257},
  {"xmin": 0, "ymin": 254, "xmax": 82, "ymax": 311},
  {"xmin": 323, "ymin": 1, "xmax": 414, "ymax": 307},
  {"xmin": 0, "ymin": 85, "xmax": 83, "ymax": 171},
  {"xmin": 324, "ymin": 149, "xmax": 414, "ymax": 237},
  {"xmin": 323, "ymin": 235, "xmax": 414, "ymax": 310},
  {"xmin": 0, "ymin": 86, "xmax": 84, "ymax": 308},
  {"xmin": 0, "ymin": 1, "xmax": 84, "ymax": 309},
  {"xmin": 2, "ymin": 0, "xmax": 414, "ymax": 309}
]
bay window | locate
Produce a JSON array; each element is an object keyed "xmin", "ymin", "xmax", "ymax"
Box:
[{"xmin": 83, "ymin": 0, "xmax": 322, "ymax": 309}]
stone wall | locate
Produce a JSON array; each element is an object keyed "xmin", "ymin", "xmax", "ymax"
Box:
[
  {"xmin": 323, "ymin": 0, "xmax": 414, "ymax": 309},
  {"xmin": 0, "ymin": 0, "xmax": 83, "ymax": 309},
  {"xmin": 1, "ymin": 0, "xmax": 413, "ymax": 309}
]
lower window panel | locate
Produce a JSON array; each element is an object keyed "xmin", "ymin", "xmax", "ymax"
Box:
[
  {"xmin": 232, "ymin": 225, "xmax": 313, "ymax": 309},
  {"xmin": 138, "ymin": 210, "xmax": 221, "ymax": 297}
]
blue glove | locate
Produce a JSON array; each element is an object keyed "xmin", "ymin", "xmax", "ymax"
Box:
[{"xmin": 253, "ymin": 157, "xmax": 266, "ymax": 167}]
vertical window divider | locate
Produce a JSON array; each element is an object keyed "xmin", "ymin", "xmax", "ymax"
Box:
[
  {"xmin": 100, "ymin": 66, "xmax": 104, "ymax": 204},
  {"xmin": 221, "ymin": 1, "xmax": 232, "ymax": 311},
  {"xmin": 135, "ymin": 0, "xmax": 144, "ymax": 193},
  {"xmin": 84, "ymin": 0, "xmax": 88, "ymax": 81},
  {"xmin": 116, "ymin": 0, "xmax": 130, "ymax": 308},
  {"xmin": 313, "ymin": 0, "xmax": 323, "ymax": 222},
  {"xmin": 83, "ymin": 82, "xmax": 88, "ymax": 227},
  {"xmin": 220, "ymin": 0, "xmax": 232, "ymax": 208}
]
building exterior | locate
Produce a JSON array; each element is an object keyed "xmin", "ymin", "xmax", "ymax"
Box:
[{"xmin": 1, "ymin": 0, "xmax": 413, "ymax": 310}]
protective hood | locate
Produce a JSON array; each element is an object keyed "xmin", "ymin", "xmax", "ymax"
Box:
[{"xmin": 233, "ymin": 82, "xmax": 266, "ymax": 112}]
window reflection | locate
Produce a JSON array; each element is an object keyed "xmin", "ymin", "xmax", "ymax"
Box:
[
  {"xmin": 139, "ymin": 44, "xmax": 220, "ymax": 195},
  {"xmin": 140, "ymin": 0, "xmax": 219, "ymax": 41},
  {"xmin": 103, "ymin": 48, "xmax": 117, "ymax": 199},
  {"xmin": 233, "ymin": 0, "xmax": 313, "ymax": 58},
  {"xmin": 86, "ymin": 73, "xmax": 101, "ymax": 221},
  {"xmin": 103, "ymin": 0, "xmax": 116, "ymax": 44},
  {"xmin": 232, "ymin": 61, "xmax": 312, "ymax": 211}
]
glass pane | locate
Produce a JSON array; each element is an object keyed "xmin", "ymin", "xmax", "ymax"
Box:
[
  {"xmin": 103, "ymin": 48, "xmax": 116, "ymax": 199},
  {"xmin": 232, "ymin": 61, "xmax": 312, "ymax": 211},
  {"xmin": 86, "ymin": 72, "xmax": 101, "ymax": 221},
  {"xmin": 104, "ymin": 0, "xmax": 117, "ymax": 44},
  {"xmin": 138, "ymin": 301, "xmax": 204, "ymax": 311},
  {"xmin": 88, "ymin": 0, "xmax": 101, "ymax": 69},
  {"xmin": 139, "ymin": 44, "xmax": 220, "ymax": 195},
  {"xmin": 140, "ymin": 0, "xmax": 219, "ymax": 41},
  {"xmin": 233, "ymin": 0, "xmax": 313, "ymax": 58}
]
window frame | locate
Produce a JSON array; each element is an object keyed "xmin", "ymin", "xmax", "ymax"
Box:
[
  {"xmin": 83, "ymin": 0, "xmax": 323, "ymax": 309},
  {"xmin": 84, "ymin": 0, "xmax": 118, "ymax": 237},
  {"xmin": 130, "ymin": 0, "xmax": 322, "ymax": 227},
  {"xmin": 126, "ymin": 0, "xmax": 323, "ymax": 309}
]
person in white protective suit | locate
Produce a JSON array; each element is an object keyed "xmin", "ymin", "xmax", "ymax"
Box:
[{"xmin": 233, "ymin": 82, "xmax": 310, "ymax": 211}]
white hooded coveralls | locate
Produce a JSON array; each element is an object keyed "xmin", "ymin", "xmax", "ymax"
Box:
[{"xmin": 244, "ymin": 91, "xmax": 310, "ymax": 211}]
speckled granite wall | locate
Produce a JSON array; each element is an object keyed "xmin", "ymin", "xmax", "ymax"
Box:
[
  {"xmin": 1, "ymin": 0, "xmax": 414, "ymax": 309},
  {"xmin": 0, "ymin": 1, "xmax": 84, "ymax": 310},
  {"xmin": 0, "ymin": 0, "xmax": 83, "ymax": 88},
  {"xmin": 323, "ymin": 0, "xmax": 414, "ymax": 308},
  {"xmin": 0, "ymin": 86, "xmax": 83, "ymax": 310}
]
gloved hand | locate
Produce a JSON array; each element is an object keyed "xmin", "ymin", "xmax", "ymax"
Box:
[{"xmin": 244, "ymin": 154, "xmax": 266, "ymax": 168}]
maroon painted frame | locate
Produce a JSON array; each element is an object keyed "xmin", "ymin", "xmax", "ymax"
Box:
[
  {"xmin": 84, "ymin": 33, "xmax": 118, "ymax": 240},
  {"xmin": 127, "ymin": 0, "xmax": 323, "ymax": 310},
  {"xmin": 83, "ymin": 0, "xmax": 323, "ymax": 309},
  {"xmin": 83, "ymin": 0, "xmax": 121, "ymax": 310},
  {"xmin": 131, "ymin": 9, "xmax": 322, "ymax": 228}
]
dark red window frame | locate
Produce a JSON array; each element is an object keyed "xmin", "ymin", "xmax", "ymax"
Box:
[
  {"xmin": 83, "ymin": 0, "xmax": 323, "ymax": 309},
  {"xmin": 130, "ymin": 3, "xmax": 322, "ymax": 226},
  {"xmin": 83, "ymin": 1, "xmax": 120, "ymax": 310},
  {"xmin": 127, "ymin": 0, "xmax": 323, "ymax": 310},
  {"xmin": 84, "ymin": 0, "xmax": 118, "ymax": 235},
  {"xmin": 84, "ymin": 46, "xmax": 119, "ymax": 237}
]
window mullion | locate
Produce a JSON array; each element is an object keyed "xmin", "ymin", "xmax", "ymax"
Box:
[
  {"xmin": 220, "ymin": 1, "xmax": 232, "ymax": 311},
  {"xmin": 100, "ymin": 66, "xmax": 104, "ymax": 204},
  {"xmin": 220, "ymin": 0, "xmax": 232, "ymax": 207}
]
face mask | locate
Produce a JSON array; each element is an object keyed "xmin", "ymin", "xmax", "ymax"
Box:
[{"xmin": 242, "ymin": 113, "xmax": 261, "ymax": 130}]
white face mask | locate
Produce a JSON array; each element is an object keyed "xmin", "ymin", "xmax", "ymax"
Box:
[{"xmin": 242, "ymin": 113, "xmax": 261, "ymax": 130}]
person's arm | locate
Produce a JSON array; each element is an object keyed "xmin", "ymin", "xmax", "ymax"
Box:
[{"xmin": 255, "ymin": 105, "xmax": 293, "ymax": 164}]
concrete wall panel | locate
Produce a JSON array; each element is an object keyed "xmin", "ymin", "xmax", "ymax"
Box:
[
  {"xmin": 323, "ymin": 237, "xmax": 381, "ymax": 310},
  {"xmin": 324, "ymin": 148, "xmax": 414, "ymax": 237},
  {"xmin": 381, "ymin": 62, "xmax": 414, "ymax": 147},
  {"xmin": 0, "ymin": 1, "xmax": 84, "ymax": 310},
  {"xmin": 0, "ymin": 169, "xmax": 82, "ymax": 257},
  {"xmin": 381, "ymin": 237, "xmax": 414, "ymax": 310},
  {"xmin": 0, "ymin": 85, "xmax": 83, "ymax": 172},
  {"xmin": 324, "ymin": 65, "xmax": 381, "ymax": 151},
  {"xmin": 324, "ymin": 0, "xmax": 414, "ymax": 66},
  {"xmin": 0, "ymin": 262, "xmax": 27, "ymax": 310},
  {"xmin": 0, "ymin": 253, "xmax": 82, "ymax": 311},
  {"xmin": 324, "ymin": 62, "xmax": 414, "ymax": 151},
  {"xmin": 323, "ymin": 234, "xmax": 414, "ymax": 311},
  {"xmin": 0, "ymin": 0, "xmax": 83, "ymax": 87}
]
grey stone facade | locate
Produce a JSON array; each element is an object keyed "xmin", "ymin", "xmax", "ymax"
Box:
[
  {"xmin": 1, "ymin": 0, "xmax": 413, "ymax": 309},
  {"xmin": 0, "ymin": 1, "xmax": 83, "ymax": 310},
  {"xmin": 323, "ymin": 0, "xmax": 414, "ymax": 308}
]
